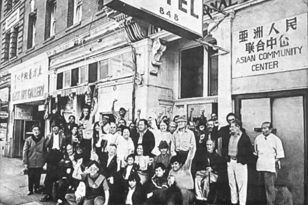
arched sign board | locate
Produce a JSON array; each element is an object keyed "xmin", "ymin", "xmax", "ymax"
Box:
[{"xmin": 104, "ymin": 0, "xmax": 203, "ymax": 40}]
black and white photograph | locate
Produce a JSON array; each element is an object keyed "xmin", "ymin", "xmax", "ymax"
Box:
[{"xmin": 0, "ymin": 0, "xmax": 305, "ymax": 205}]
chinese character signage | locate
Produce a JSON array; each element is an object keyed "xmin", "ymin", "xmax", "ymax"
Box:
[
  {"xmin": 10, "ymin": 53, "xmax": 48, "ymax": 104},
  {"xmin": 232, "ymin": 13, "xmax": 308, "ymax": 78},
  {"xmin": 105, "ymin": 0, "xmax": 203, "ymax": 39}
]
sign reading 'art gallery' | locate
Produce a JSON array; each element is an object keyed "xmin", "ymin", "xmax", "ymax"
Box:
[
  {"xmin": 232, "ymin": 13, "xmax": 308, "ymax": 78},
  {"xmin": 10, "ymin": 53, "xmax": 49, "ymax": 104}
]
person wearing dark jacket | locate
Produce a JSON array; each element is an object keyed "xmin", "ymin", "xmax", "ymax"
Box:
[
  {"xmin": 227, "ymin": 119, "xmax": 253, "ymax": 205},
  {"xmin": 23, "ymin": 124, "xmax": 46, "ymax": 195},
  {"xmin": 121, "ymin": 173, "xmax": 146, "ymax": 205},
  {"xmin": 133, "ymin": 119, "xmax": 155, "ymax": 157}
]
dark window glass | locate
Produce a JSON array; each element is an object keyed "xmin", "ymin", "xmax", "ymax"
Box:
[
  {"xmin": 57, "ymin": 72, "xmax": 63, "ymax": 90},
  {"xmin": 180, "ymin": 46, "xmax": 204, "ymax": 98},
  {"xmin": 71, "ymin": 68, "xmax": 79, "ymax": 86},
  {"xmin": 208, "ymin": 46, "xmax": 218, "ymax": 96},
  {"xmin": 88, "ymin": 62, "xmax": 98, "ymax": 83}
]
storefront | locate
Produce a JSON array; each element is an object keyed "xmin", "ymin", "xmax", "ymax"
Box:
[
  {"xmin": 231, "ymin": 1, "xmax": 308, "ymax": 204},
  {"xmin": 9, "ymin": 53, "xmax": 49, "ymax": 157},
  {"xmin": 0, "ymin": 70, "xmax": 10, "ymax": 157}
]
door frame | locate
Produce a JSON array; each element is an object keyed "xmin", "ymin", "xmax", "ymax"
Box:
[{"xmin": 233, "ymin": 89, "xmax": 308, "ymax": 205}]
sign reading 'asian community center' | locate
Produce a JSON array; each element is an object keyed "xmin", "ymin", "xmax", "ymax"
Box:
[
  {"xmin": 105, "ymin": 0, "xmax": 203, "ymax": 39},
  {"xmin": 232, "ymin": 13, "xmax": 308, "ymax": 78},
  {"xmin": 10, "ymin": 53, "xmax": 48, "ymax": 104}
]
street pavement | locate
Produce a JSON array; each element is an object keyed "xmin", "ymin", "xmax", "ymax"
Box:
[{"xmin": 0, "ymin": 156, "xmax": 55, "ymax": 205}]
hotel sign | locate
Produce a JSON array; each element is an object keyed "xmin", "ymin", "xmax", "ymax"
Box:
[
  {"xmin": 105, "ymin": 0, "xmax": 203, "ymax": 40},
  {"xmin": 232, "ymin": 13, "xmax": 308, "ymax": 78},
  {"xmin": 5, "ymin": 9, "xmax": 20, "ymax": 31},
  {"xmin": 10, "ymin": 53, "xmax": 49, "ymax": 104}
]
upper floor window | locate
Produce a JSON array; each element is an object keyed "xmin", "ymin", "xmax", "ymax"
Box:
[
  {"xmin": 45, "ymin": 0, "xmax": 56, "ymax": 39},
  {"xmin": 98, "ymin": 0, "xmax": 104, "ymax": 11},
  {"xmin": 208, "ymin": 46, "xmax": 218, "ymax": 96},
  {"xmin": 67, "ymin": 0, "xmax": 82, "ymax": 27},
  {"xmin": 27, "ymin": 11, "xmax": 36, "ymax": 49},
  {"xmin": 2, "ymin": 26, "xmax": 18, "ymax": 62},
  {"xmin": 6, "ymin": 0, "xmax": 12, "ymax": 12}
]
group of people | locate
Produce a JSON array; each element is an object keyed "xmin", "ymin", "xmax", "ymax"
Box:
[{"xmin": 23, "ymin": 102, "xmax": 285, "ymax": 205}]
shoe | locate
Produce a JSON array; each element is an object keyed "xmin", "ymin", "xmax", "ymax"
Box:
[
  {"xmin": 40, "ymin": 194, "xmax": 52, "ymax": 202},
  {"xmin": 27, "ymin": 191, "xmax": 33, "ymax": 195}
]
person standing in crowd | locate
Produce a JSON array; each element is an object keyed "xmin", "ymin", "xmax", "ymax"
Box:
[
  {"xmin": 116, "ymin": 126, "xmax": 135, "ymax": 168},
  {"xmin": 227, "ymin": 119, "xmax": 253, "ymax": 205},
  {"xmin": 66, "ymin": 115, "xmax": 78, "ymax": 136},
  {"xmin": 23, "ymin": 124, "xmax": 46, "ymax": 195},
  {"xmin": 195, "ymin": 139, "xmax": 222, "ymax": 202},
  {"xmin": 169, "ymin": 146, "xmax": 195, "ymax": 205},
  {"xmin": 93, "ymin": 121, "xmax": 108, "ymax": 153},
  {"xmin": 122, "ymin": 154, "xmax": 139, "ymax": 181},
  {"xmin": 152, "ymin": 141, "xmax": 172, "ymax": 172},
  {"xmin": 41, "ymin": 121, "xmax": 67, "ymax": 202},
  {"xmin": 170, "ymin": 115, "xmax": 196, "ymax": 164},
  {"xmin": 169, "ymin": 121, "xmax": 177, "ymax": 135},
  {"xmin": 135, "ymin": 144, "xmax": 151, "ymax": 184},
  {"xmin": 112, "ymin": 99, "xmax": 128, "ymax": 125},
  {"xmin": 105, "ymin": 122, "xmax": 120, "ymax": 149},
  {"xmin": 134, "ymin": 119, "xmax": 155, "ymax": 157},
  {"xmin": 151, "ymin": 119, "xmax": 172, "ymax": 156},
  {"xmin": 254, "ymin": 122, "xmax": 285, "ymax": 205}
]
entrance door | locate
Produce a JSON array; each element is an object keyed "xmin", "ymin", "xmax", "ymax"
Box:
[
  {"xmin": 13, "ymin": 120, "xmax": 24, "ymax": 157},
  {"xmin": 237, "ymin": 93, "xmax": 306, "ymax": 205}
]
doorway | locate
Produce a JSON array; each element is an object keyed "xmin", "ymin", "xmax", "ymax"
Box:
[{"xmin": 234, "ymin": 90, "xmax": 307, "ymax": 205}]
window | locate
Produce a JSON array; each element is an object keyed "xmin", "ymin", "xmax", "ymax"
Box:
[
  {"xmin": 99, "ymin": 60, "xmax": 108, "ymax": 79},
  {"xmin": 9, "ymin": 27, "xmax": 18, "ymax": 58},
  {"xmin": 88, "ymin": 62, "xmax": 98, "ymax": 83},
  {"xmin": 67, "ymin": 0, "xmax": 82, "ymax": 27},
  {"xmin": 109, "ymin": 52, "xmax": 134, "ymax": 78},
  {"xmin": 208, "ymin": 46, "xmax": 218, "ymax": 96},
  {"xmin": 64, "ymin": 71, "xmax": 71, "ymax": 88},
  {"xmin": 27, "ymin": 12, "xmax": 36, "ymax": 49},
  {"xmin": 71, "ymin": 68, "xmax": 79, "ymax": 86},
  {"xmin": 6, "ymin": 0, "xmax": 12, "ymax": 12},
  {"xmin": 98, "ymin": 0, "xmax": 104, "ymax": 11},
  {"xmin": 45, "ymin": 0, "xmax": 56, "ymax": 39},
  {"xmin": 180, "ymin": 46, "xmax": 204, "ymax": 99},
  {"xmin": 3, "ymin": 32, "xmax": 10, "ymax": 62},
  {"xmin": 57, "ymin": 72, "xmax": 63, "ymax": 90},
  {"xmin": 79, "ymin": 65, "xmax": 87, "ymax": 84}
]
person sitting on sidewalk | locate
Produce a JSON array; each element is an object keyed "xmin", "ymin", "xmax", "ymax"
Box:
[{"xmin": 65, "ymin": 160, "xmax": 109, "ymax": 205}]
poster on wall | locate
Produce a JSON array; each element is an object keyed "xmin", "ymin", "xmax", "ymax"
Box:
[
  {"xmin": 15, "ymin": 105, "xmax": 33, "ymax": 120},
  {"xmin": 232, "ymin": 13, "xmax": 308, "ymax": 78}
]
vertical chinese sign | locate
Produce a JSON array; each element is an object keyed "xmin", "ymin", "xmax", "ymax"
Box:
[{"xmin": 232, "ymin": 13, "xmax": 308, "ymax": 78}]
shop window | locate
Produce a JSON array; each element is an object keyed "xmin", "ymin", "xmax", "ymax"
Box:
[
  {"xmin": 3, "ymin": 32, "xmax": 10, "ymax": 62},
  {"xmin": 67, "ymin": 0, "xmax": 82, "ymax": 27},
  {"xmin": 71, "ymin": 68, "xmax": 79, "ymax": 86},
  {"xmin": 208, "ymin": 46, "xmax": 218, "ymax": 96},
  {"xmin": 45, "ymin": 0, "xmax": 56, "ymax": 39},
  {"xmin": 88, "ymin": 62, "xmax": 98, "ymax": 83},
  {"xmin": 79, "ymin": 65, "xmax": 87, "ymax": 84},
  {"xmin": 57, "ymin": 72, "xmax": 63, "ymax": 90},
  {"xmin": 64, "ymin": 70, "xmax": 71, "ymax": 88},
  {"xmin": 99, "ymin": 59, "xmax": 108, "ymax": 79},
  {"xmin": 27, "ymin": 12, "xmax": 36, "ymax": 49},
  {"xmin": 180, "ymin": 46, "xmax": 204, "ymax": 99},
  {"xmin": 98, "ymin": 0, "xmax": 104, "ymax": 11},
  {"xmin": 10, "ymin": 27, "xmax": 18, "ymax": 58}
]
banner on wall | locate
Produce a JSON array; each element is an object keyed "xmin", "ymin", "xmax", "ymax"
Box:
[
  {"xmin": 232, "ymin": 13, "xmax": 308, "ymax": 78},
  {"xmin": 10, "ymin": 53, "xmax": 49, "ymax": 104}
]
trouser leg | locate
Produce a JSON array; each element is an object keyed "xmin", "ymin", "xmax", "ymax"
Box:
[
  {"xmin": 264, "ymin": 171, "xmax": 276, "ymax": 205},
  {"xmin": 235, "ymin": 162, "xmax": 248, "ymax": 205},
  {"xmin": 33, "ymin": 168, "xmax": 42, "ymax": 190},
  {"xmin": 28, "ymin": 168, "xmax": 34, "ymax": 192},
  {"xmin": 195, "ymin": 172, "xmax": 205, "ymax": 199},
  {"xmin": 227, "ymin": 160, "xmax": 238, "ymax": 204}
]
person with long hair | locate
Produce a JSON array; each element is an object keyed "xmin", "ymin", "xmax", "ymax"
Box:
[
  {"xmin": 117, "ymin": 126, "xmax": 135, "ymax": 168},
  {"xmin": 92, "ymin": 121, "xmax": 108, "ymax": 154},
  {"xmin": 135, "ymin": 144, "xmax": 151, "ymax": 184}
]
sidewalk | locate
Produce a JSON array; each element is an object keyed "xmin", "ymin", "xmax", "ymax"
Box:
[{"xmin": 0, "ymin": 156, "xmax": 55, "ymax": 205}]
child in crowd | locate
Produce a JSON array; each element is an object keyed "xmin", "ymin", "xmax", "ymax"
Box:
[{"xmin": 122, "ymin": 154, "xmax": 139, "ymax": 181}]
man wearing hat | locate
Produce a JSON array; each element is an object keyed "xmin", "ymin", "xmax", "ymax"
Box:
[
  {"xmin": 170, "ymin": 115, "xmax": 196, "ymax": 164},
  {"xmin": 41, "ymin": 121, "xmax": 67, "ymax": 202},
  {"xmin": 153, "ymin": 141, "xmax": 173, "ymax": 172}
]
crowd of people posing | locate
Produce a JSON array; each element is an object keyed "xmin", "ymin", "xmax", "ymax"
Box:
[{"xmin": 23, "ymin": 104, "xmax": 285, "ymax": 205}]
